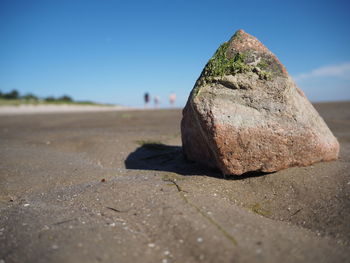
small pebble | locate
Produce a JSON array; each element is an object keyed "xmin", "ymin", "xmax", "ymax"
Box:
[
  {"xmin": 23, "ymin": 204, "xmax": 30, "ymax": 207},
  {"xmin": 197, "ymin": 237, "xmax": 203, "ymax": 243},
  {"xmin": 163, "ymin": 250, "xmax": 170, "ymax": 256},
  {"xmin": 148, "ymin": 243, "xmax": 155, "ymax": 248},
  {"xmin": 52, "ymin": 244, "xmax": 59, "ymax": 250},
  {"xmin": 162, "ymin": 259, "xmax": 168, "ymax": 263}
]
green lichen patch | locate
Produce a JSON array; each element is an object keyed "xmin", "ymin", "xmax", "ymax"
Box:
[
  {"xmin": 257, "ymin": 60, "xmax": 269, "ymax": 70},
  {"xmin": 199, "ymin": 42, "xmax": 250, "ymax": 83},
  {"xmin": 249, "ymin": 203, "xmax": 271, "ymax": 217},
  {"xmin": 194, "ymin": 42, "xmax": 272, "ymax": 93}
]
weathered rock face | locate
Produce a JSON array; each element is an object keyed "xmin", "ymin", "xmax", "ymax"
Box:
[{"xmin": 181, "ymin": 29, "xmax": 339, "ymax": 175}]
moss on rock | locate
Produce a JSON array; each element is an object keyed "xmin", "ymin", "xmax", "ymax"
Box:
[{"xmin": 194, "ymin": 42, "xmax": 272, "ymax": 93}]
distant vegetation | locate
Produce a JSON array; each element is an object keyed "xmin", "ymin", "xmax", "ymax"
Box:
[{"xmin": 0, "ymin": 89, "xmax": 108, "ymax": 106}]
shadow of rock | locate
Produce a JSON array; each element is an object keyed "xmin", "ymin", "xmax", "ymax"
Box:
[
  {"xmin": 125, "ymin": 143, "xmax": 269, "ymax": 179},
  {"xmin": 124, "ymin": 143, "xmax": 211, "ymax": 176}
]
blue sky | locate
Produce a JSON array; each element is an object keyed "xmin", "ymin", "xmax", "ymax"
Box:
[{"xmin": 1, "ymin": 0, "xmax": 349, "ymax": 107}]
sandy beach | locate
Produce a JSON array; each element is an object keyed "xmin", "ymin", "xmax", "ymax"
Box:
[{"xmin": 0, "ymin": 101, "xmax": 349, "ymax": 263}]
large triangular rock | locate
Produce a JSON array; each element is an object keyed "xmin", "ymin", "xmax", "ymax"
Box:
[{"xmin": 181, "ymin": 29, "xmax": 339, "ymax": 175}]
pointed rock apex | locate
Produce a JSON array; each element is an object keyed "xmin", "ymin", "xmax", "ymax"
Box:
[
  {"xmin": 181, "ymin": 30, "xmax": 339, "ymax": 176},
  {"xmin": 227, "ymin": 29, "xmax": 288, "ymax": 77}
]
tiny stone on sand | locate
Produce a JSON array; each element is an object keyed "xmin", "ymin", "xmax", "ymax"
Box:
[{"xmin": 197, "ymin": 237, "xmax": 203, "ymax": 243}]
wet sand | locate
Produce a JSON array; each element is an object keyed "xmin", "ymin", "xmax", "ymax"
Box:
[{"xmin": 0, "ymin": 101, "xmax": 349, "ymax": 263}]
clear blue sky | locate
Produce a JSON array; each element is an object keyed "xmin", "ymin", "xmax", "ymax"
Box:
[{"xmin": 1, "ymin": 0, "xmax": 350, "ymax": 107}]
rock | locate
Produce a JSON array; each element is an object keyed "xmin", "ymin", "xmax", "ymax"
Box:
[{"xmin": 181, "ymin": 29, "xmax": 339, "ymax": 175}]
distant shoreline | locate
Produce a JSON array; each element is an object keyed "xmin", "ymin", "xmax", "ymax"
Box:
[
  {"xmin": 0, "ymin": 104, "xmax": 131, "ymax": 115},
  {"xmin": 0, "ymin": 104, "xmax": 184, "ymax": 115},
  {"xmin": 0, "ymin": 100, "xmax": 348, "ymax": 116}
]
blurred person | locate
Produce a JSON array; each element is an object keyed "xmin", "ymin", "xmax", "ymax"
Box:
[
  {"xmin": 169, "ymin": 92, "xmax": 176, "ymax": 107},
  {"xmin": 154, "ymin": 95, "xmax": 160, "ymax": 108},
  {"xmin": 144, "ymin": 92, "xmax": 150, "ymax": 108}
]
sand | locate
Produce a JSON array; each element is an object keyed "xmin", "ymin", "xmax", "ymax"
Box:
[{"xmin": 0, "ymin": 101, "xmax": 349, "ymax": 263}]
